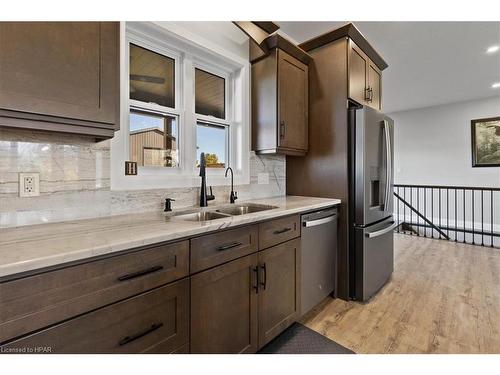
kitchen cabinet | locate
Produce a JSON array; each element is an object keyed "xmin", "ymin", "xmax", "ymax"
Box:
[
  {"xmin": 348, "ymin": 40, "xmax": 382, "ymax": 110},
  {"xmin": 277, "ymin": 50, "xmax": 309, "ymax": 152},
  {"xmin": 0, "ymin": 22, "xmax": 120, "ymax": 140},
  {"xmin": 0, "ymin": 213, "xmax": 308, "ymax": 354},
  {"xmin": 190, "ymin": 225, "xmax": 258, "ymax": 273},
  {"xmin": 367, "ymin": 59, "xmax": 382, "ymax": 110},
  {"xmin": 190, "ymin": 240, "xmax": 301, "ymax": 353},
  {"xmin": 252, "ymin": 36, "xmax": 311, "ymax": 156},
  {"xmin": 190, "ymin": 253, "xmax": 259, "ymax": 354},
  {"xmin": 2, "ymin": 280, "xmax": 189, "ymax": 354},
  {"xmin": 257, "ymin": 238, "xmax": 301, "ymax": 347},
  {"xmin": 259, "ymin": 214, "xmax": 300, "ymax": 249},
  {"xmin": 0, "ymin": 240, "xmax": 189, "ymax": 343}
]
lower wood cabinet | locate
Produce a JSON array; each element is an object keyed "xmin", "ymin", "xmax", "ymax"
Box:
[
  {"xmin": 190, "ymin": 253, "xmax": 259, "ymax": 354},
  {"xmin": 0, "ymin": 214, "xmax": 306, "ymax": 354},
  {"xmin": 1, "ymin": 279, "xmax": 189, "ymax": 354},
  {"xmin": 190, "ymin": 235, "xmax": 301, "ymax": 353},
  {"xmin": 0, "ymin": 240, "xmax": 189, "ymax": 343},
  {"xmin": 258, "ymin": 238, "xmax": 301, "ymax": 347}
]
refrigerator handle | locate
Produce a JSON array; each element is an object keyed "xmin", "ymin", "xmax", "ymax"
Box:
[
  {"xmin": 365, "ymin": 221, "xmax": 398, "ymax": 238},
  {"xmin": 383, "ymin": 119, "xmax": 392, "ymax": 211}
]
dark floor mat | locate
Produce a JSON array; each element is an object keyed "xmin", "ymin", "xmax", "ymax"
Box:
[{"xmin": 258, "ymin": 323, "xmax": 355, "ymax": 354}]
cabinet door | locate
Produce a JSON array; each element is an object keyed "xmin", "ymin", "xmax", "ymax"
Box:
[
  {"xmin": 278, "ymin": 50, "xmax": 308, "ymax": 152},
  {"xmin": 368, "ymin": 60, "xmax": 382, "ymax": 110},
  {"xmin": 258, "ymin": 238, "xmax": 301, "ymax": 347},
  {"xmin": 191, "ymin": 254, "xmax": 259, "ymax": 354},
  {"xmin": 348, "ymin": 40, "xmax": 369, "ymax": 105},
  {"xmin": 0, "ymin": 22, "xmax": 118, "ymax": 127}
]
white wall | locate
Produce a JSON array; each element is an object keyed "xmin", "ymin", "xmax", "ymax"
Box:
[
  {"xmin": 391, "ymin": 96, "xmax": 500, "ymax": 187},
  {"xmin": 391, "ymin": 96, "xmax": 500, "ymax": 246}
]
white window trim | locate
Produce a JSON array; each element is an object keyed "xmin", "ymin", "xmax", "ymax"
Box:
[{"xmin": 111, "ymin": 21, "xmax": 250, "ymax": 190}]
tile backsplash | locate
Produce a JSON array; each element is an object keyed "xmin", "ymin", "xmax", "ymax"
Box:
[{"xmin": 0, "ymin": 128, "xmax": 285, "ymax": 228}]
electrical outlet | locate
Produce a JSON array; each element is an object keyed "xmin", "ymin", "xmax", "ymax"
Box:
[
  {"xmin": 258, "ymin": 173, "xmax": 269, "ymax": 185},
  {"xmin": 19, "ymin": 172, "xmax": 40, "ymax": 197}
]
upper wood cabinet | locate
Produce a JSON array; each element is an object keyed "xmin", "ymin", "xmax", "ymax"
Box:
[
  {"xmin": 277, "ymin": 50, "xmax": 308, "ymax": 152},
  {"xmin": 0, "ymin": 22, "xmax": 120, "ymax": 140},
  {"xmin": 367, "ymin": 59, "xmax": 382, "ymax": 110},
  {"xmin": 252, "ymin": 35, "xmax": 311, "ymax": 156},
  {"xmin": 348, "ymin": 40, "xmax": 382, "ymax": 110}
]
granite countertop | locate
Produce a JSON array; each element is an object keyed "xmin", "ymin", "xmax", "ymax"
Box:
[{"xmin": 0, "ymin": 195, "xmax": 340, "ymax": 278}]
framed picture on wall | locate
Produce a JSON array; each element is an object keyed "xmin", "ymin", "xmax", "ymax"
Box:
[{"xmin": 471, "ymin": 116, "xmax": 500, "ymax": 167}]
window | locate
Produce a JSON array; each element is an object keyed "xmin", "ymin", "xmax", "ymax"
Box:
[
  {"xmin": 195, "ymin": 68, "xmax": 225, "ymax": 119},
  {"xmin": 113, "ymin": 23, "xmax": 250, "ymax": 190},
  {"xmin": 128, "ymin": 42, "xmax": 178, "ymax": 169},
  {"xmin": 129, "ymin": 110, "xmax": 178, "ymax": 168},
  {"xmin": 196, "ymin": 122, "xmax": 228, "ymax": 168},
  {"xmin": 129, "ymin": 44, "xmax": 175, "ymax": 108},
  {"xmin": 195, "ymin": 68, "xmax": 228, "ymax": 168}
]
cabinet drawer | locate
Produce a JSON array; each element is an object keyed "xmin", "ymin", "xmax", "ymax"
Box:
[
  {"xmin": 190, "ymin": 225, "xmax": 258, "ymax": 273},
  {"xmin": 1, "ymin": 280, "xmax": 189, "ymax": 354},
  {"xmin": 0, "ymin": 240, "xmax": 189, "ymax": 343},
  {"xmin": 259, "ymin": 215, "xmax": 300, "ymax": 250}
]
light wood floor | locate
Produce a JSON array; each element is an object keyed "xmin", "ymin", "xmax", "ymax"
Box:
[{"xmin": 301, "ymin": 234, "xmax": 500, "ymax": 353}]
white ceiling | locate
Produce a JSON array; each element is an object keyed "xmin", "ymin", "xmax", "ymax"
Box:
[{"xmin": 278, "ymin": 22, "xmax": 500, "ymax": 113}]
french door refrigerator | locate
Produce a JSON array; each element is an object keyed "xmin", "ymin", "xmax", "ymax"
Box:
[{"xmin": 349, "ymin": 105, "xmax": 396, "ymax": 301}]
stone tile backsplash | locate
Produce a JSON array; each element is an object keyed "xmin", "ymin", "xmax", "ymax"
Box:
[{"xmin": 0, "ymin": 128, "xmax": 285, "ymax": 228}]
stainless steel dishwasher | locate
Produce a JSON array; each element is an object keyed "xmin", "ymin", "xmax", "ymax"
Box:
[{"xmin": 300, "ymin": 207, "xmax": 338, "ymax": 315}]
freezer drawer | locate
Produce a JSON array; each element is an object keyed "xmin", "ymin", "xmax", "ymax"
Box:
[{"xmin": 354, "ymin": 217, "xmax": 395, "ymax": 301}]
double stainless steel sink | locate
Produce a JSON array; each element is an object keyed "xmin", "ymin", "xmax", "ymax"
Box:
[{"xmin": 168, "ymin": 203, "xmax": 278, "ymax": 222}]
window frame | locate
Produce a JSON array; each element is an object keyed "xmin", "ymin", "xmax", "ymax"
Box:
[
  {"xmin": 111, "ymin": 22, "xmax": 250, "ymax": 190},
  {"xmin": 127, "ymin": 35, "xmax": 182, "ymax": 172}
]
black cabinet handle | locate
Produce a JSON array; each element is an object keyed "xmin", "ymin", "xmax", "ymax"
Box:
[
  {"xmin": 118, "ymin": 322, "xmax": 163, "ymax": 346},
  {"xmin": 273, "ymin": 227, "xmax": 292, "ymax": 235},
  {"xmin": 260, "ymin": 263, "xmax": 267, "ymax": 290},
  {"xmin": 217, "ymin": 241, "xmax": 243, "ymax": 251},
  {"xmin": 117, "ymin": 265, "xmax": 164, "ymax": 281},
  {"xmin": 252, "ymin": 266, "xmax": 259, "ymax": 294},
  {"xmin": 280, "ymin": 121, "xmax": 286, "ymax": 139},
  {"xmin": 365, "ymin": 86, "xmax": 374, "ymax": 102}
]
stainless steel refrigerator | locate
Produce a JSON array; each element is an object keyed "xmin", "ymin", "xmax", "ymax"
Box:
[{"xmin": 349, "ymin": 106, "xmax": 396, "ymax": 301}]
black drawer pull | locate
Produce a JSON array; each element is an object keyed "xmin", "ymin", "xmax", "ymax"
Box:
[
  {"xmin": 118, "ymin": 322, "xmax": 163, "ymax": 346},
  {"xmin": 217, "ymin": 241, "xmax": 243, "ymax": 251},
  {"xmin": 252, "ymin": 266, "xmax": 259, "ymax": 294},
  {"xmin": 260, "ymin": 263, "xmax": 267, "ymax": 290},
  {"xmin": 117, "ymin": 265, "xmax": 164, "ymax": 281},
  {"xmin": 273, "ymin": 227, "xmax": 292, "ymax": 235}
]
